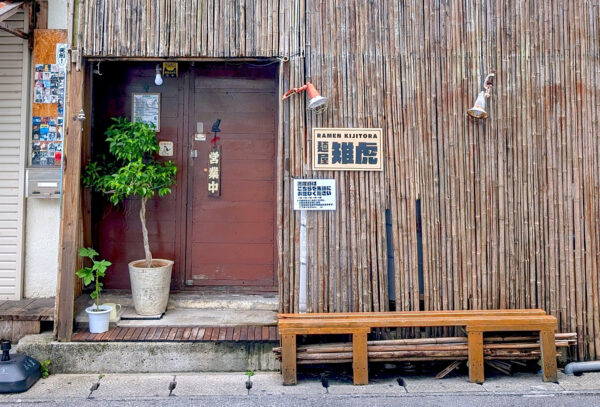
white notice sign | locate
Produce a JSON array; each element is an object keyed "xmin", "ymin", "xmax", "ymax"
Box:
[
  {"xmin": 293, "ymin": 179, "xmax": 336, "ymax": 211},
  {"xmin": 132, "ymin": 93, "xmax": 161, "ymax": 131}
]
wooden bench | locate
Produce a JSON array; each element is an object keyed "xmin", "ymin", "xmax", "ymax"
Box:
[{"xmin": 278, "ymin": 310, "xmax": 557, "ymax": 385}]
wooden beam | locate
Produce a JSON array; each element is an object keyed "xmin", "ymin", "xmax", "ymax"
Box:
[
  {"xmin": 54, "ymin": 62, "xmax": 85, "ymax": 341},
  {"xmin": 540, "ymin": 329, "xmax": 559, "ymax": 383},
  {"xmin": 281, "ymin": 334, "xmax": 297, "ymax": 385},
  {"xmin": 467, "ymin": 331, "xmax": 484, "ymax": 384},
  {"xmin": 0, "ymin": 21, "xmax": 28, "ymax": 39},
  {"xmin": 352, "ymin": 331, "xmax": 369, "ymax": 385},
  {"xmin": 435, "ymin": 360, "xmax": 463, "ymax": 379}
]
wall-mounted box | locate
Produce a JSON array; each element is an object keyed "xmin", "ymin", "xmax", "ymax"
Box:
[{"xmin": 26, "ymin": 168, "xmax": 61, "ymax": 198}]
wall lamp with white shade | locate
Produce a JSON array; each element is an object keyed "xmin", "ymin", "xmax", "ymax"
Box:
[{"xmin": 467, "ymin": 73, "xmax": 495, "ymax": 119}]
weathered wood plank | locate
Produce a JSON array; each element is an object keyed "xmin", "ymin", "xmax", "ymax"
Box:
[{"xmin": 55, "ymin": 61, "xmax": 86, "ymax": 341}]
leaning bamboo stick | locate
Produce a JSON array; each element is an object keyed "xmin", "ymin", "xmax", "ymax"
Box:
[{"xmin": 273, "ymin": 332, "xmax": 577, "ymax": 353}]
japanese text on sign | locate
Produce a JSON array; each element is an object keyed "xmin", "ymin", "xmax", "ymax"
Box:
[
  {"xmin": 208, "ymin": 146, "xmax": 221, "ymax": 197},
  {"xmin": 312, "ymin": 128, "xmax": 383, "ymax": 171},
  {"xmin": 293, "ymin": 179, "xmax": 336, "ymax": 211}
]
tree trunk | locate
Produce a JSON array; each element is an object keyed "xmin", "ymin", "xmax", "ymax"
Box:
[{"xmin": 140, "ymin": 197, "xmax": 153, "ymax": 267}]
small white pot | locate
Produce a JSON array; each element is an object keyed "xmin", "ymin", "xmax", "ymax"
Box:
[
  {"xmin": 85, "ymin": 305, "xmax": 112, "ymax": 333},
  {"xmin": 128, "ymin": 259, "xmax": 174, "ymax": 316}
]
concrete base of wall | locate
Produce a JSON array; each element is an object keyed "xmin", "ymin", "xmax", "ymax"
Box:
[{"xmin": 16, "ymin": 333, "xmax": 279, "ymax": 374}]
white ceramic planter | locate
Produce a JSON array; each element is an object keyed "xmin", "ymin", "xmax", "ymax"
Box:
[
  {"xmin": 86, "ymin": 305, "xmax": 112, "ymax": 333},
  {"xmin": 128, "ymin": 259, "xmax": 174, "ymax": 316}
]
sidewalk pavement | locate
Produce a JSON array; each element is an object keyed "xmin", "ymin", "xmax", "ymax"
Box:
[{"xmin": 0, "ymin": 371, "xmax": 599, "ymax": 403}]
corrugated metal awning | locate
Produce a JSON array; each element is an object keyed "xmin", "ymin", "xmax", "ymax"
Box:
[
  {"xmin": 0, "ymin": 1, "xmax": 27, "ymax": 39},
  {"xmin": 0, "ymin": 1, "xmax": 23, "ymax": 21}
]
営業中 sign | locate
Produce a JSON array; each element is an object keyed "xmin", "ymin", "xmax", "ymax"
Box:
[
  {"xmin": 293, "ymin": 179, "xmax": 336, "ymax": 211},
  {"xmin": 312, "ymin": 128, "xmax": 383, "ymax": 171},
  {"xmin": 208, "ymin": 146, "xmax": 221, "ymax": 197}
]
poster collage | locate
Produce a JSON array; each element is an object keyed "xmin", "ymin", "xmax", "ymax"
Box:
[{"xmin": 31, "ymin": 63, "xmax": 65, "ymax": 167}]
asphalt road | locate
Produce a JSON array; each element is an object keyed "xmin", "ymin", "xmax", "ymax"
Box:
[{"xmin": 6, "ymin": 393, "xmax": 600, "ymax": 407}]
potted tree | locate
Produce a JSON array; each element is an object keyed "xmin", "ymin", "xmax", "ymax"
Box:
[
  {"xmin": 76, "ymin": 248, "xmax": 112, "ymax": 333},
  {"xmin": 83, "ymin": 117, "xmax": 177, "ymax": 316}
]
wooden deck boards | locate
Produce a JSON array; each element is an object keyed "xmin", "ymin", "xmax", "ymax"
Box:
[
  {"xmin": 72, "ymin": 325, "xmax": 280, "ymax": 342},
  {"xmin": 0, "ymin": 298, "xmax": 54, "ymax": 321}
]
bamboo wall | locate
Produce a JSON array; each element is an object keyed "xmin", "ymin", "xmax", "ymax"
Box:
[{"xmin": 77, "ymin": 0, "xmax": 600, "ymax": 360}]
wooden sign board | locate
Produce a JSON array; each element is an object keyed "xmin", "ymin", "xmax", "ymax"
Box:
[
  {"xmin": 208, "ymin": 146, "xmax": 221, "ymax": 197},
  {"xmin": 312, "ymin": 128, "xmax": 383, "ymax": 171}
]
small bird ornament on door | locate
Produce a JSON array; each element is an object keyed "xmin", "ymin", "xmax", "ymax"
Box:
[{"xmin": 208, "ymin": 119, "xmax": 222, "ymax": 197}]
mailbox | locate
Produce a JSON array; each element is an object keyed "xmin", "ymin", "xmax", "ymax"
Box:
[{"xmin": 26, "ymin": 168, "xmax": 61, "ymax": 198}]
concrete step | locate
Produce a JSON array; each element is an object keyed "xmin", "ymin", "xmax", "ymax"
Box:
[
  {"xmin": 96, "ymin": 292, "xmax": 278, "ymax": 311},
  {"xmin": 16, "ymin": 333, "xmax": 279, "ymax": 374},
  {"xmin": 76, "ymin": 292, "xmax": 279, "ymax": 329},
  {"xmin": 76, "ymin": 307, "xmax": 277, "ymax": 328},
  {"xmin": 167, "ymin": 293, "xmax": 278, "ymax": 311}
]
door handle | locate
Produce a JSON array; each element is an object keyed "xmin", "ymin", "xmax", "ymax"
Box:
[{"xmin": 190, "ymin": 150, "xmax": 198, "ymax": 158}]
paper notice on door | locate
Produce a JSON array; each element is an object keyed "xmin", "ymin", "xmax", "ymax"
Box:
[{"xmin": 132, "ymin": 93, "xmax": 161, "ymax": 131}]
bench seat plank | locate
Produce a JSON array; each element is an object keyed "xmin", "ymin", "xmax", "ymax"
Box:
[
  {"xmin": 279, "ymin": 315, "xmax": 556, "ymax": 331},
  {"xmin": 278, "ymin": 309, "xmax": 547, "ymax": 319}
]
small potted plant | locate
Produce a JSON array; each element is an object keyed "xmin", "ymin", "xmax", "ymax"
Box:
[
  {"xmin": 76, "ymin": 247, "xmax": 112, "ymax": 333},
  {"xmin": 83, "ymin": 117, "xmax": 177, "ymax": 316}
]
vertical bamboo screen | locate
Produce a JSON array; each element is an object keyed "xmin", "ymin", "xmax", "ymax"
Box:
[{"xmin": 78, "ymin": 0, "xmax": 600, "ymax": 360}]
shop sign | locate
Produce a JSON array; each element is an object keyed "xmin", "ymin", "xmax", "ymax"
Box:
[
  {"xmin": 208, "ymin": 146, "xmax": 221, "ymax": 197},
  {"xmin": 162, "ymin": 62, "xmax": 178, "ymax": 78},
  {"xmin": 312, "ymin": 128, "xmax": 383, "ymax": 171},
  {"xmin": 293, "ymin": 179, "xmax": 336, "ymax": 211}
]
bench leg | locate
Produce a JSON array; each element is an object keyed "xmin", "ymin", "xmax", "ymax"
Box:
[
  {"xmin": 540, "ymin": 329, "xmax": 558, "ymax": 382},
  {"xmin": 468, "ymin": 331, "xmax": 484, "ymax": 384},
  {"xmin": 281, "ymin": 334, "xmax": 297, "ymax": 385},
  {"xmin": 352, "ymin": 332, "xmax": 369, "ymax": 385}
]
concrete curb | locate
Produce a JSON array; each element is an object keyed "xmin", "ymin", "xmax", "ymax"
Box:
[{"xmin": 16, "ymin": 333, "xmax": 279, "ymax": 373}]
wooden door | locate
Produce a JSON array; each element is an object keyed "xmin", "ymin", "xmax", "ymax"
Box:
[
  {"xmin": 94, "ymin": 62, "xmax": 187, "ymax": 290},
  {"xmin": 185, "ymin": 63, "xmax": 278, "ymax": 288}
]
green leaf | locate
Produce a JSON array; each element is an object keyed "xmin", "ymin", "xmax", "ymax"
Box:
[
  {"xmin": 76, "ymin": 267, "xmax": 94, "ymax": 286},
  {"xmin": 78, "ymin": 247, "xmax": 99, "ymax": 259}
]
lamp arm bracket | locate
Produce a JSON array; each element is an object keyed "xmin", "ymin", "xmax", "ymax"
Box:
[
  {"xmin": 483, "ymin": 73, "xmax": 496, "ymax": 97},
  {"xmin": 483, "ymin": 73, "xmax": 495, "ymax": 89},
  {"xmin": 282, "ymin": 83, "xmax": 309, "ymax": 100}
]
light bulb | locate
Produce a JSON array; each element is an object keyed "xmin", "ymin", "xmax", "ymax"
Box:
[{"xmin": 154, "ymin": 64, "xmax": 163, "ymax": 86}]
